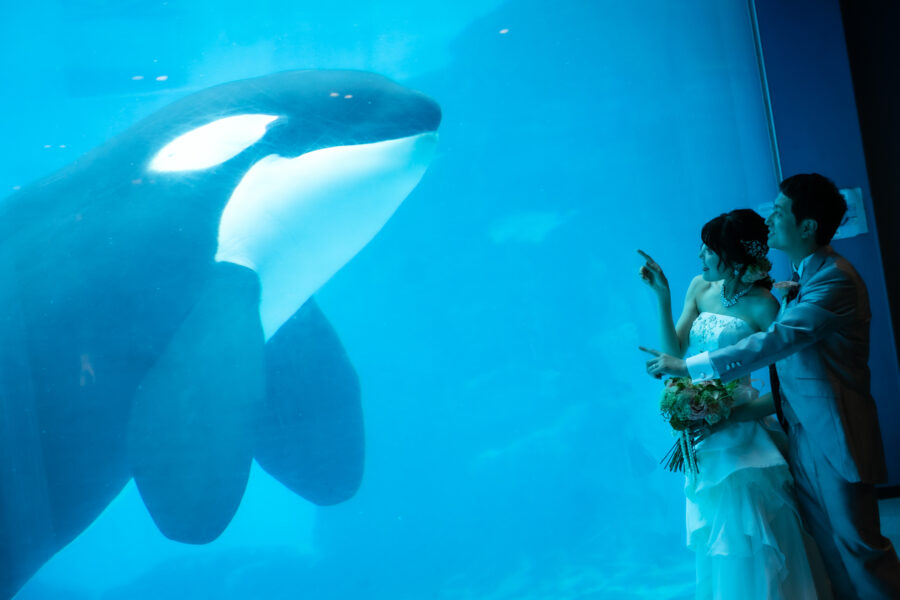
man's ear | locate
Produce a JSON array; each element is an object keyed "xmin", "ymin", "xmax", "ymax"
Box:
[{"xmin": 800, "ymin": 218, "xmax": 819, "ymax": 240}]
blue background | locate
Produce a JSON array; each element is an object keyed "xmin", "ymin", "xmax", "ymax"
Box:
[{"xmin": 2, "ymin": 0, "xmax": 895, "ymax": 598}]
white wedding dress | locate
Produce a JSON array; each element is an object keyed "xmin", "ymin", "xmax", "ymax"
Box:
[{"xmin": 685, "ymin": 312, "xmax": 830, "ymax": 600}]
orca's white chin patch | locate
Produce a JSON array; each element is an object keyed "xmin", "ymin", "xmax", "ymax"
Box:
[{"xmin": 215, "ymin": 131, "xmax": 438, "ymax": 340}]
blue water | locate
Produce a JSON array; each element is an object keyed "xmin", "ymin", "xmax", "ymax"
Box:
[{"xmin": 1, "ymin": 1, "xmax": 786, "ymax": 598}]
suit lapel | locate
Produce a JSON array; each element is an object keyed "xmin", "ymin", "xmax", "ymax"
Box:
[
  {"xmin": 788, "ymin": 246, "xmax": 832, "ymax": 306},
  {"xmin": 776, "ymin": 247, "xmax": 832, "ymax": 316},
  {"xmin": 798, "ymin": 246, "xmax": 831, "ymax": 288}
]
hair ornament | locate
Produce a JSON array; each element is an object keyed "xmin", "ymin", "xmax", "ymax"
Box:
[{"xmin": 740, "ymin": 239, "xmax": 768, "ymax": 260}]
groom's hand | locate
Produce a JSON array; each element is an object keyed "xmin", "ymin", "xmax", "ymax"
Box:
[{"xmin": 639, "ymin": 347, "xmax": 689, "ymax": 378}]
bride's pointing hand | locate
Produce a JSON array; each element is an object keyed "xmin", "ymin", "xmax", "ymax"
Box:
[{"xmin": 637, "ymin": 249, "xmax": 669, "ymax": 296}]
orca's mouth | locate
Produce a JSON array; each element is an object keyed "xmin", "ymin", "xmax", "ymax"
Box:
[{"xmin": 260, "ymin": 112, "xmax": 441, "ymax": 161}]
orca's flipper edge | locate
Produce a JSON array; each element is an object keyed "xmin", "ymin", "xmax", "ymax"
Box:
[
  {"xmin": 127, "ymin": 262, "xmax": 265, "ymax": 544},
  {"xmin": 256, "ymin": 298, "xmax": 364, "ymax": 506}
]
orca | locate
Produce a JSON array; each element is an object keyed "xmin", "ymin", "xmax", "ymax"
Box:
[{"xmin": 0, "ymin": 70, "xmax": 440, "ymax": 598}]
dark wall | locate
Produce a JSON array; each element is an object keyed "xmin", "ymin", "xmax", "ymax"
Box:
[
  {"xmin": 839, "ymin": 1, "xmax": 900, "ymax": 363},
  {"xmin": 754, "ymin": 0, "xmax": 900, "ymax": 485}
]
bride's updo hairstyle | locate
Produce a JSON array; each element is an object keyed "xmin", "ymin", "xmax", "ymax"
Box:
[{"xmin": 701, "ymin": 209, "xmax": 774, "ymax": 290}]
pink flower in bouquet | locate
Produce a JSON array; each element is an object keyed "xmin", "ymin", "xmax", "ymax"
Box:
[{"xmin": 689, "ymin": 398, "xmax": 708, "ymax": 420}]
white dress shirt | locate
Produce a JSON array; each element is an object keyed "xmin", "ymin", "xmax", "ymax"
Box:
[{"xmin": 685, "ymin": 253, "xmax": 814, "ymax": 382}]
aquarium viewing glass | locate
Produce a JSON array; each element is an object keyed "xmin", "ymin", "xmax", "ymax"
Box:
[{"xmin": 1, "ymin": 1, "xmax": 793, "ymax": 598}]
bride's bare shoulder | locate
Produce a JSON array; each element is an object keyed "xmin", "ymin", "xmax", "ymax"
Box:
[
  {"xmin": 745, "ymin": 285, "xmax": 779, "ymax": 305},
  {"xmin": 688, "ymin": 274, "xmax": 712, "ymax": 291},
  {"xmin": 744, "ymin": 286, "xmax": 780, "ymax": 329},
  {"xmin": 686, "ymin": 275, "xmax": 712, "ymax": 298},
  {"xmin": 685, "ymin": 275, "xmax": 713, "ymax": 310}
]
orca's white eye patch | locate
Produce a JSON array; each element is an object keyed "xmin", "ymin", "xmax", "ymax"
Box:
[{"xmin": 149, "ymin": 114, "xmax": 280, "ymax": 172}]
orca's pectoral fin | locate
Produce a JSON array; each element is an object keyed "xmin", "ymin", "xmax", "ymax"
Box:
[
  {"xmin": 256, "ymin": 298, "xmax": 364, "ymax": 506},
  {"xmin": 127, "ymin": 262, "xmax": 265, "ymax": 544}
]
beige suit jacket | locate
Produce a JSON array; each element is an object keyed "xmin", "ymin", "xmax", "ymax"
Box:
[{"xmin": 708, "ymin": 246, "xmax": 887, "ymax": 483}]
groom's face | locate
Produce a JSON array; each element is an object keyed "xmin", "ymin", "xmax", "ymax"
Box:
[{"xmin": 765, "ymin": 193, "xmax": 803, "ymax": 251}]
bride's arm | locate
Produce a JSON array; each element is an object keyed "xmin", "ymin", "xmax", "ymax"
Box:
[
  {"xmin": 638, "ymin": 250, "xmax": 701, "ymax": 358},
  {"xmin": 701, "ymin": 393, "xmax": 775, "ymax": 438},
  {"xmin": 666, "ymin": 276, "xmax": 705, "ymax": 358},
  {"xmin": 729, "ymin": 392, "xmax": 775, "ymax": 422}
]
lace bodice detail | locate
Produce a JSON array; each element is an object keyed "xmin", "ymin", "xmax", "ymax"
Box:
[{"xmin": 688, "ymin": 312, "xmax": 756, "ymax": 355}]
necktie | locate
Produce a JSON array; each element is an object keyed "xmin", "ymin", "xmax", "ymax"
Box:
[
  {"xmin": 769, "ymin": 364, "xmax": 787, "ymax": 433},
  {"xmin": 769, "ymin": 269, "xmax": 799, "ymax": 433},
  {"xmin": 786, "ymin": 270, "xmax": 801, "ymax": 302}
]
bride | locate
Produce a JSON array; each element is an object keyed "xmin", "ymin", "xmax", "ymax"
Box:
[{"xmin": 638, "ymin": 209, "xmax": 830, "ymax": 599}]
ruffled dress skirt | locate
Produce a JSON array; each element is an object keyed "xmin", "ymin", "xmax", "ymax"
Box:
[{"xmin": 685, "ymin": 417, "xmax": 830, "ymax": 600}]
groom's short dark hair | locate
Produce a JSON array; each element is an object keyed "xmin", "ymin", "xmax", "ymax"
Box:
[{"xmin": 779, "ymin": 173, "xmax": 847, "ymax": 245}]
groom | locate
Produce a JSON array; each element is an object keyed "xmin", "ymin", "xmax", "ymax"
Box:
[{"xmin": 644, "ymin": 173, "xmax": 900, "ymax": 598}]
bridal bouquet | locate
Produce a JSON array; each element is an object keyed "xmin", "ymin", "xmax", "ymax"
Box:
[{"xmin": 659, "ymin": 377, "xmax": 740, "ymax": 478}]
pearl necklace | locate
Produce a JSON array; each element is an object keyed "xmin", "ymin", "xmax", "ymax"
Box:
[{"xmin": 720, "ymin": 282, "xmax": 751, "ymax": 308}]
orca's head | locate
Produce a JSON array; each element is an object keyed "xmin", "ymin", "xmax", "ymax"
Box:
[
  {"xmin": 141, "ymin": 70, "xmax": 442, "ymax": 339},
  {"xmin": 145, "ymin": 70, "xmax": 441, "ymax": 174}
]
